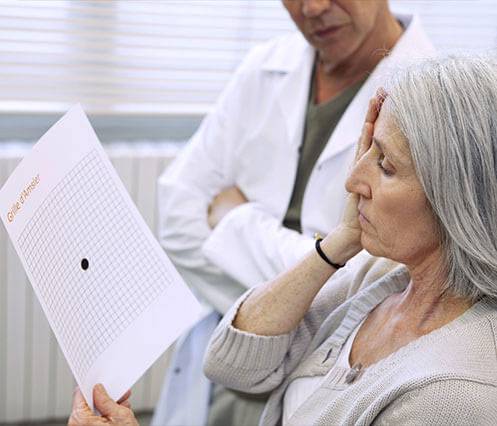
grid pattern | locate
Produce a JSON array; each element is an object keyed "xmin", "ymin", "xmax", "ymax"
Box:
[{"xmin": 18, "ymin": 150, "xmax": 173, "ymax": 380}]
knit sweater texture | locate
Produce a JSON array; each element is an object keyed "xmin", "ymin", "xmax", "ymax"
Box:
[{"xmin": 203, "ymin": 252, "xmax": 497, "ymax": 425}]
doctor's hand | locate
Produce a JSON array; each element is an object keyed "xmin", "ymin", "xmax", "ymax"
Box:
[
  {"xmin": 207, "ymin": 186, "xmax": 248, "ymax": 229},
  {"xmin": 68, "ymin": 385, "xmax": 138, "ymax": 426}
]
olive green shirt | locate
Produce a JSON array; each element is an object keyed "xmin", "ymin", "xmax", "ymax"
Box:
[{"xmin": 283, "ymin": 73, "xmax": 364, "ymax": 232}]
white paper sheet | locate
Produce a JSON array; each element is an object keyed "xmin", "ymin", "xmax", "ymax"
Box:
[{"xmin": 0, "ymin": 105, "xmax": 202, "ymax": 409}]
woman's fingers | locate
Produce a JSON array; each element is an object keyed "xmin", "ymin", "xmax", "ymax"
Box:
[
  {"xmin": 71, "ymin": 387, "xmax": 92, "ymax": 414},
  {"xmin": 93, "ymin": 384, "xmax": 139, "ymax": 425},
  {"xmin": 93, "ymin": 383, "xmax": 122, "ymax": 418},
  {"xmin": 354, "ymin": 88, "xmax": 388, "ymax": 162},
  {"xmin": 117, "ymin": 389, "xmax": 132, "ymax": 410},
  {"xmin": 376, "ymin": 87, "xmax": 388, "ymax": 103},
  {"xmin": 365, "ymin": 89, "xmax": 386, "ymax": 124},
  {"xmin": 355, "ymin": 122, "xmax": 374, "ymax": 161},
  {"xmin": 117, "ymin": 389, "xmax": 132, "ymax": 404},
  {"xmin": 69, "ymin": 385, "xmax": 137, "ymax": 426},
  {"xmin": 364, "ymin": 97, "xmax": 379, "ymax": 124},
  {"xmin": 69, "ymin": 387, "xmax": 107, "ymax": 426},
  {"xmin": 120, "ymin": 399, "xmax": 132, "ymax": 409}
]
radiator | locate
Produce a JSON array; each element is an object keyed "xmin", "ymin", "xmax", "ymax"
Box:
[{"xmin": 0, "ymin": 142, "xmax": 183, "ymax": 424}]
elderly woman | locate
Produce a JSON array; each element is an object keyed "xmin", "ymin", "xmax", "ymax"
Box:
[{"xmin": 69, "ymin": 54, "xmax": 497, "ymax": 425}]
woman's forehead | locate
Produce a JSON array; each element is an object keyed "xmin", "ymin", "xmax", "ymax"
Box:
[{"xmin": 374, "ymin": 107, "xmax": 411, "ymax": 163}]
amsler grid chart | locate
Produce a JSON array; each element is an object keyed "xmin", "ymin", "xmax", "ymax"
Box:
[
  {"xmin": 18, "ymin": 150, "xmax": 171, "ymax": 380},
  {"xmin": 0, "ymin": 105, "xmax": 201, "ymax": 407}
]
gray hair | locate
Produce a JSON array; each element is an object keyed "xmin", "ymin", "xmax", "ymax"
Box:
[{"xmin": 384, "ymin": 54, "xmax": 497, "ymax": 301}]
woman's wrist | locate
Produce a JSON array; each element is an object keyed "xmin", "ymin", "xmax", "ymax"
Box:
[{"xmin": 320, "ymin": 227, "xmax": 362, "ymax": 266}]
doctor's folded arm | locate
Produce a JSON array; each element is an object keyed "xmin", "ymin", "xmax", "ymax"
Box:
[{"xmin": 70, "ymin": 55, "xmax": 497, "ymax": 424}]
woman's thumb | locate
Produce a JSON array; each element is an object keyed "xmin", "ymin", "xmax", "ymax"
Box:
[{"xmin": 93, "ymin": 383, "xmax": 118, "ymax": 417}]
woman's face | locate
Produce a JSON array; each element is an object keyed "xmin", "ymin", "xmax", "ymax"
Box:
[{"xmin": 345, "ymin": 108, "xmax": 441, "ymax": 265}]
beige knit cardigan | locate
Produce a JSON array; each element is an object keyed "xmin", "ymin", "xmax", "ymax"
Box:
[{"xmin": 203, "ymin": 252, "xmax": 497, "ymax": 425}]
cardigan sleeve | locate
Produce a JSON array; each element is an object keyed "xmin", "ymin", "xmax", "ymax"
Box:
[
  {"xmin": 203, "ymin": 252, "xmax": 400, "ymax": 394},
  {"xmin": 373, "ymin": 379, "xmax": 497, "ymax": 426}
]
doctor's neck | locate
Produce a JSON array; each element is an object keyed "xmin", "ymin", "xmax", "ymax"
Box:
[{"xmin": 315, "ymin": 10, "xmax": 403, "ymax": 102}]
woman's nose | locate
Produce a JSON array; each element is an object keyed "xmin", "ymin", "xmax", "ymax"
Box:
[
  {"xmin": 302, "ymin": 0, "xmax": 331, "ymax": 18},
  {"xmin": 345, "ymin": 156, "xmax": 372, "ymax": 199}
]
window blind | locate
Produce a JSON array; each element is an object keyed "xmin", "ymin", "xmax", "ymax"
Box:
[
  {"xmin": 0, "ymin": 0, "xmax": 294, "ymax": 116},
  {"xmin": 392, "ymin": 0, "xmax": 497, "ymax": 51},
  {"xmin": 0, "ymin": 0, "xmax": 495, "ymax": 117}
]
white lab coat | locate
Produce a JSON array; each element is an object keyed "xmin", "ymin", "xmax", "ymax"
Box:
[{"xmin": 152, "ymin": 14, "xmax": 435, "ymax": 426}]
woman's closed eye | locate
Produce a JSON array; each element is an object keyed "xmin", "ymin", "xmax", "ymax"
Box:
[{"xmin": 377, "ymin": 153, "xmax": 395, "ymax": 176}]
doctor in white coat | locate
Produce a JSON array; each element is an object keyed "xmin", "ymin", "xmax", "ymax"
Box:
[{"xmin": 153, "ymin": 1, "xmax": 435, "ymax": 425}]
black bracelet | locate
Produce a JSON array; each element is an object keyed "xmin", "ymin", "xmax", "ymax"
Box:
[{"xmin": 315, "ymin": 237, "xmax": 345, "ymax": 270}]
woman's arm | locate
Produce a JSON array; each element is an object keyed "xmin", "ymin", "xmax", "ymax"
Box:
[
  {"xmin": 233, "ymin": 227, "xmax": 361, "ymax": 335},
  {"xmin": 203, "ymin": 94, "xmax": 384, "ymax": 393},
  {"xmin": 233, "ymin": 95, "xmax": 383, "ymax": 336}
]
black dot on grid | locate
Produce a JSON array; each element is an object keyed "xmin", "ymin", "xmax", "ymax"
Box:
[{"xmin": 81, "ymin": 258, "xmax": 89, "ymax": 270}]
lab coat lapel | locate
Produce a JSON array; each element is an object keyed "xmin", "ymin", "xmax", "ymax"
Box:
[
  {"xmin": 316, "ymin": 14, "xmax": 436, "ymax": 167},
  {"xmin": 262, "ymin": 34, "xmax": 315, "ymax": 151}
]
